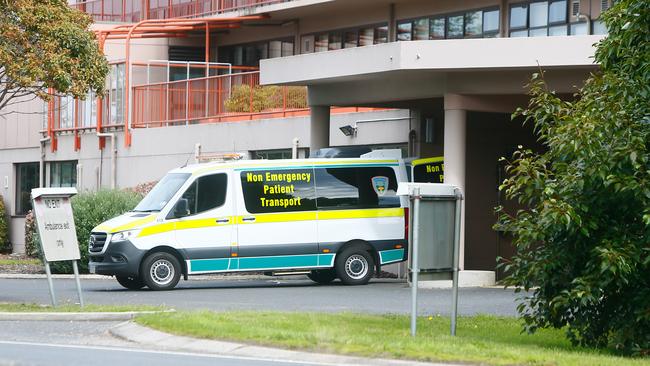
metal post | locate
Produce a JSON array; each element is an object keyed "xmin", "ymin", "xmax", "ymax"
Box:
[
  {"xmin": 410, "ymin": 188, "xmax": 421, "ymax": 337},
  {"xmin": 186, "ymin": 63, "xmax": 190, "ymax": 126},
  {"xmin": 44, "ymin": 261, "xmax": 57, "ymax": 307},
  {"xmin": 72, "ymin": 261, "xmax": 84, "ymax": 308},
  {"xmin": 451, "ymin": 188, "xmax": 463, "ymax": 336}
]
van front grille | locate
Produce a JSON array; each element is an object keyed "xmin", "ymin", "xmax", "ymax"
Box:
[{"xmin": 89, "ymin": 232, "xmax": 108, "ymax": 253}]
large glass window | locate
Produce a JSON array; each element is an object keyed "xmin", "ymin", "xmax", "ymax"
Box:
[
  {"xmin": 446, "ymin": 15, "xmax": 464, "ymax": 38},
  {"xmin": 374, "ymin": 25, "xmax": 388, "ymax": 44},
  {"xmin": 180, "ymin": 173, "xmax": 227, "ymax": 216},
  {"xmin": 240, "ymin": 169, "xmax": 316, "ymax": 213},
  {"xmin": 315, "ymin": 34, "xmax": 329, "ymax": 52},
  {"xmin": 397, "ymin": 22, "xmax": 412, "ymax": 41},
  {"xmin": 328, "ymin": 33, "xmax": 342, "ymax": 50},
  {"xmin": 218, "ymin": 38, "xmax": 293, "ymax": 67},
  {"xmin": 15, "ymin": 162, "xmax": 39, "ymax": 215},
  {"xmin": 483, "ymin": 10, "xmax": 500, "ymax": 34},
  {"xmin": 510, "ymin": 1, "xmax": 577, "ymax": 37},
  {"xmin": 413, "ymin": 18, "xmax": 429, "ymax": 40},
  {"xmin": 344, "ymin": 31, "xmax": 358, "ymax": 48},
  {"xmin": 359, "ymin": 28, "xmax": 374, "ymax": 46},
  {"xmin": 315, "ymin": 167, "xmax": 400, "ymax": 210},
  {"xmin": 429, "ymin": 17, "xmax": 446, "ymax": 39},
  {"xmin": 464, "ymin": 11, "xmax": 483, "ymax": 37},
  {"xmin": 50, "ymin": 161, "xmax": 77, "ymax": 188}
]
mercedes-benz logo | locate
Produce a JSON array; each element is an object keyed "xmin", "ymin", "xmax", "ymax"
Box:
[{"xmin": 89, "ymin": 235, "xmax": 96, "ymax": 246}]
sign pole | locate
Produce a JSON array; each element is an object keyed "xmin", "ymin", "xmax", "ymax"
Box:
[
  {"xmin": 410, "ymin": 188, "xmax": 421, "ymax": 337},
  {"xmin": 72, "ymin": 260, "xmax": 84, "ymax": 307},
  {"xmin": 43, "ymin": 260, "xmax": 57, "ymax": 307},
  {"xmin": 450, "ymin": 188, "xmax": 463, "ymax": 336}
]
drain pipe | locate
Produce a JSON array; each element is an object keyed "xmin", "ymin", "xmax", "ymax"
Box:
[
  {"xmin": 39, "ymin": 137, "xmax": 51, "ymax": 188},
  {"xmin": 97, "ymin": 133, "xmax": 116, "ymax": 189},
  {"xmin": 292, "ymin": 138, "xmax": 299, "ymax": 159}
]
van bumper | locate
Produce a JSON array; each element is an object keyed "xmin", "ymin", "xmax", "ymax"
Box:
[{"xmin": 88, "ymin": 240, "xmax": 145, "ymax": 278}]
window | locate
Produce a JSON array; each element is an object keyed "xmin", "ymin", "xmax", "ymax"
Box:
[
  {"xmin": 510, "ymin": 1, "xmax": 575, "ymax": 37},
  {"xmin": 328, "ymin": 33, "xmax": 342, "ymax": 50},
  {"xmin": 315, "ymin": 167, "xmax": 400, "ymax": 210},
  {"xmin": 218, "ymin": 38, "xmax": 294, "ymax": 67},
  {"xmin": 253, "ymin": 149, "xmax": 292, "ymax": 160},
  {"xmin": 374, "ymin": 25, "xmax": 388, "ymax": 44},
  {"xmin": 413, "ymin": 18, "xmax": 429, "ymax": 40},
  {"xmin": 446, "ymin": 15, "xmax": 464, "ymax": 38},
  {"xmin": 180, "ymin": 173, "xmax": 227, "ymax": 216},
  {"xmin": 465, "ymin": 11, "xmax": 483, "ymax": 37},
  {"xmin": 397, "ymin": 21, "xmax": 412, "ymax": 41},
  {"xmin": 15, "ymin": 162, "xmax": 39, "ymax": 215},
  {"xmin": 240, "ymin": 169, "xmax": 316, "ymax": 213},
  {"xmin": 315, "ymin": 34, "xmax": 329, "ymax": 52},
  {"xmin": 359, "ymin": 28, "xmax": 374, "ymax": 47},
  {"xmin": 50, "ymin": 161, "xmax": 77, "ymax": 188},
  {"xmin": 429, "ymin": 17, "xmax": 445, "ymax": 39},
  {"xmin": 344, "ymin": 31, "xmax": 358, "ymax": 48},
  {"xmin": 483, "ymin": 10, "xmax": 500, "ymax": 34}
]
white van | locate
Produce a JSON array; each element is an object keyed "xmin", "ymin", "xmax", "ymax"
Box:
[{"xmin": 88, "ymin": 158, "xmax": 409, "ymax": 290}]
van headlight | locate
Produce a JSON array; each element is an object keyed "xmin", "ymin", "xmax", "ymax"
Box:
[{"xmin": 111, "ymin": 229, "xmax": 141, "ymax": 242}]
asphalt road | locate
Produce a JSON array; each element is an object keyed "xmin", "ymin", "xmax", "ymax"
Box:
[
  {"xmin": 0, "ymin": 276, "xmax": 521, "ymax": 316},
  {"xmin": 0, "ymin": 321, "xmax": 356, "ymax": 366}
]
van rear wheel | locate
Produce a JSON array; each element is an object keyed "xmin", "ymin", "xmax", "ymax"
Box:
[
  {"xmin": 307, "ymin": 269, "xmax": 337, "ymax": 284},
  {"xmin": 335, "ymin": 247, "xmax": 375, "ymax": 285},
  {"xmin": 115, "ymin": 275, "xmax": 145, "ymax": 290},
  {"xmin": 141, "ymin": 252, "xmax": 181, "ymax": 291}
]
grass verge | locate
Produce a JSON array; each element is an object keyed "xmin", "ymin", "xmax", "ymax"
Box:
[
  {"xmin": 0, "ymin": 303, "xmax": 164, "ymax": 312},
  {"xmin": 0, "ymin": 259, "xmax": 41, "ymax": 266},
  {"xmin": 136, "ymin": 311, "xmax": 649, "ymax": 366}
]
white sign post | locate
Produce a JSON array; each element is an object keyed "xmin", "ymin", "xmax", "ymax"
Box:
[{"xmin": 31, "ymin": 188, "xmax": 83, "ymax": 308}]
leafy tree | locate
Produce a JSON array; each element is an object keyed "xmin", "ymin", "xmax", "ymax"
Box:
[
  {"xmin": 0, "ymin": 0, "xmax": 108, "ymax": 113},
  {"xmin": 495, "ymin": 0, "xmax": 649, "ymax": 355}
]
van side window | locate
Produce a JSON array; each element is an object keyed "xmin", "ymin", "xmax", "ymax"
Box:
[
  {"xmin": 315, "ymin": 167, "xmax": 400, "ymax": 210},
  {"xmin": 181, "ymin": 173, "xmax": 228, "ymax": 215},
  {"xmin": 240, "ymin": 169, "xmax": 316, "ymax": 213}
]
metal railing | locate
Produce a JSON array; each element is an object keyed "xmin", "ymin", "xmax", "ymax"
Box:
[
  {"xmin": 71, "ymin": 0, "xmax": 292, "ymax": 22},
  {"xmin": 132, "ymin": 71, "xmax": 309, "ymax": 127}
]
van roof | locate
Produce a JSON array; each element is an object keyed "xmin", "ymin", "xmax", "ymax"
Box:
[{"xmin": 170, "ymin": 157, "xmax": 401, "ymax": 175}]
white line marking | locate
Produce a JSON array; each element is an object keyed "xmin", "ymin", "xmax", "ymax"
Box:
[{"xmin": 0, "ymin": 340, "xmax": 346, "ymax": 366}]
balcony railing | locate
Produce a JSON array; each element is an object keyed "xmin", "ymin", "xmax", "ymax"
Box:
[
  {"xmin": 71, "ymin": 0, "xmax": 291, "ymax": 22},
  {"xmin": 132, "ymin": 71, "xmax": 309, "ymax": 127}
]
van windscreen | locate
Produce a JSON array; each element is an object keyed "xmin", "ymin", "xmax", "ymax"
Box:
[{"xmin": 133, "ymin": 173, "xmax": 191, "ymax": 212}]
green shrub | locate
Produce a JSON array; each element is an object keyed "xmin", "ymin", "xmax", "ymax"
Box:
[
  {"xmin": 24, "ymin": 210, "xmax": 40, "ymax": 258},
  {"xmin": 49, "ymin": 190, "xmax": 142, "ymax": 274},
  {"xmin": 224, "ymin": 85, "xmax": 307, "ymax": 113},
  {"xmin": 495, "ymin": 0, "xmax": 649, "ymax": 355},
  {"xmin": 0, "ymin": 196, "xmax": 9, "ymax": 253}
]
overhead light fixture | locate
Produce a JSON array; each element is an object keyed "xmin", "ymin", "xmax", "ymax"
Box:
[{"xmin": 339, "ymin": 125, "xmax": 357, "ymax": 137}]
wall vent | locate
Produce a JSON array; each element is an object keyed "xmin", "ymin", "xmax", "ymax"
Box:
[{"xmin": 571, "ymin": 0, "xmax": 580, "ymax": 16}]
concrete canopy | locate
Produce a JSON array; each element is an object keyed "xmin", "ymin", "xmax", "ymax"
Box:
[{"xmin": 260, "ymin": 36, "xmax": 602, "ymax": 108}]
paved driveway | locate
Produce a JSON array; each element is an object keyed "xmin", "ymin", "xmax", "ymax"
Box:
[{"xmin": 0, "ymin": 277, "xmax": 520, "ymax": 316}]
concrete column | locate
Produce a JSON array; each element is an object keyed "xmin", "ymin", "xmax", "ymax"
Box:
[
  {"xmin": 309, "ymin": 105, "xmax": 330, "ymax": 154},
  {"xmin": 443, "ymin": 108, "xmax": 466, "ymax": 270},
  {"xmin": 388, "ymin": 3, "xmax": 396, "ymax": 42}
]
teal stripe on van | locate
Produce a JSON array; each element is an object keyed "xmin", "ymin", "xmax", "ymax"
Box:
[
  {"xmin": 190, "ymin": 258, "xmax": 229, "ymax": 272},
  {"xmin": 188, "ymin": 254, "xmax": 335, "ymax": 274},
  {"xmin": 379, "ymin": 249, "xmax": 405, "ymax": 264}
]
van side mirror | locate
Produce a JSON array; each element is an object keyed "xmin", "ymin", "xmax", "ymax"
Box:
[{"xmin": 173, "ymin": 198, "xmax": 190, "ymax": 218}]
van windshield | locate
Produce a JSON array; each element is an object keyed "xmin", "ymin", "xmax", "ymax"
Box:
[{"xmin": 132, "ymin": 173, "xmax": 191, "ymax": 212}]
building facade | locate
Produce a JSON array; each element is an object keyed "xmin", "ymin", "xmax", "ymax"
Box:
[{"xmin": 0, "ymin": 0, "xmax": 610, "ymax": 279}]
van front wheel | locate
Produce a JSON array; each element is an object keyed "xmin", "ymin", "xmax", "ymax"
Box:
[
  {"xmin": 115, "ymin": 275, "xmax": 145, "ymax": 290},
  {"xmin": 141, "ymin": 252, "xmax": 181, "ymax": 290},
  {"xmin": 335, "ymin": 247, "xmax": 375, "ymax": 285},
  {"xmin": 307, "ymin": 269, "xmax": 337, "ymax": 284}
]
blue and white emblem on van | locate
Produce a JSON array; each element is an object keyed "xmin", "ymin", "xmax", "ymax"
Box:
[{"xmin": 371, "ymin": 176, "xmax": 389, "ymax": 196}]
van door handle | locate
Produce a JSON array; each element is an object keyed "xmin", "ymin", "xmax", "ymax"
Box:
[
  {"xmin": 242, "ymin": 217, "xmax": 256, "ymax": 222},
  {"xmin": 216, "ymin": 218, "xmax": 230, "ymax": 224}
]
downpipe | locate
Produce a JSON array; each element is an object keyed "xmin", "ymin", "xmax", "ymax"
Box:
[
  {"xmin": 97, "ymin": 133, "xmax": 116, "ymax": 189},
  {"xmin": 39, "ymin": 136, "xmax": 51, "ymax": 188}
]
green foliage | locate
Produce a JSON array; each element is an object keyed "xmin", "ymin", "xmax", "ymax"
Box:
[
  {"xmin": 137, "ymin": 311, "xmax": 648, "ymax": 366},
  {"xmin": 0, "ymin": 195, "xmax": 9, "ymax": 253},
  {"xmin": 0, "ymin": 0, "xmax": 108, "ymax": 111},
  {"xmin": 23, "ymin": 210, "xmax": 40, "ymax": 258},
  {"xmin": 48, "ymin": 190, "xmax": 142, "ymax": 274},
  {"xmin": 495, "ymin": 0, "xmax": 649, "ymax": 355},
  {"xmin": 224, "ymin": 85, "xmax": 307, "ymax": 113}
]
